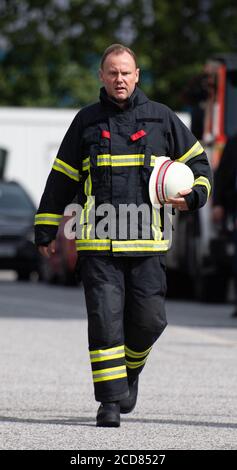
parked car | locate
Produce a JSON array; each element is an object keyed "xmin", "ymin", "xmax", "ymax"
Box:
[{"xmin": 0, "ymin": 180, "xmax": 40, "ymax": 280}]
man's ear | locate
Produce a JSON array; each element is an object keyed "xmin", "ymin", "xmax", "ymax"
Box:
[{"xmin": 135, "ymin": 68, "xmax": 140, "ymax": 84}]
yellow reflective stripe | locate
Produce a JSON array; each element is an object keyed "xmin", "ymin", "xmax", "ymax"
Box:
[
  {"xmin": 111, "ymin": 155, "xmax": 144, "ymax": 167},
  {"xmin": 101, "ymin": 154, "xmax": 144, "ymax": 160},
  {"xmin": 150, "ymin": 155, "xmax": 157, "ymax": 167},
  {"xmin": 34, "ymin": 220, "xmax": 60, "ymax": 226},
  {"xmin": 86, "ymin": 183, "xmax": 93, "ymax": 225},
  {"xmin": 76, "ymin": 239, "xmax": 168, "ymax": 252},
  {"xmin": 92, "ymin": 366, "xmax": 126, "ymax": 376},
  {"xmin": 83, "ymin": 154, "xmax": 158, "ymax": 168},
  {"xmin": 80, "ymin": 173, "xmax": 94, "ymax": 238},
  {"xmin": 97, "ymin": 154, "xmax": 111, "ymax": 166},
  {"xmin": 92, "ymin": 366, "xmax": 127, "ymax": 383},
  {"xmin": 90, "ymin": 346, "xmax": 125, "ymax": 363},
  {"xmin": 82, "ymin": 157, "xmax": 90, "ymax": 172},
  {"xmin": 177, "ymin": 141, "xmax": 204, "ymax": 163},
  {"xmin": 34, "ymin": 213, "xmax": 62, "ymax": 226},
  {"xmin": 152, "ymin": 207, "xmax": 162, "ymax": 241},
  {"xmin": 125, "ymin": 345, "xmax": 152, "ymax": 358},
  {"xmin": 85, "ymin": 223, "xmax": 93, "ymax": 240},
  {"xmin": 53, "ymin": 157, "xmax": 80, "ymax": 182},
  {"xmin": 90, "ymin": 345, "xmax": 125, "ymax": 356},
  {"xmin": 91, "ymin": 353, "xmax": 125, "ymax": 363},
  {"xmin": 112, "ymin": 240, "xmax": 169, "ymax": 252},
  {"xmin": 83, "ymin": 201, "xmax": 94, "ymax": 238},
  {"xmin": 76, "ymin": 239, "xmax": 111, "ymax": 251},
  {"xmin": 126, "ymin": 357, "xmax": 148, "ymax": 369},
  {"xmin": 35, "ymin": 213, "xmax": 62, "ymax": 219},
  {"xmin": 98, "ymin": 154, "xmax": 145, "ymax": 167},
  {"xmin": 193, "ymin": 176, "xmax": 211, "ymax": 198},
  {"xmin": 93, "ymin": 373, "xmax": 127, "ymax": 383}
]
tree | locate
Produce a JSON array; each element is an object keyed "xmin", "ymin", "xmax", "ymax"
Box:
[
  {"xmin": 0, "ymin": 0, "xmax": 237, "ymax": 109},
  {"xmin": 125, "ymin": 0, "xmax": 237, "ymax": 107}
]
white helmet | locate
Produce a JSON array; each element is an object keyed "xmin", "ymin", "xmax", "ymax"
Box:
[{"xmin": 149, "ymin": 156, "xmax": 194, "ymax": 206}]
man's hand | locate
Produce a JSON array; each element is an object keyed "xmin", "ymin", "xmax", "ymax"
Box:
[
  {"xmin": 38, "ymin": 240, "xmax": 56, "ymax": 259},
  {"xmin": 166, "ymin": 189, "xmax": 192, "ymax": 211}
]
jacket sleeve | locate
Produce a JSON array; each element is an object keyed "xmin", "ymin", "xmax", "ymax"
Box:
[
  {"xmin": 34, "ymin": 111, "xmax": 83, "ymax": 246},
  {"xmin": 166, "ymin": 108, "xmax": 212, "ymax": 211}
]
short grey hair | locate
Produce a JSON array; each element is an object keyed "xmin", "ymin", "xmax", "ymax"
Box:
[{"xmin": 100, "ymin": 44, "xmax": 138, "ymax": 69}]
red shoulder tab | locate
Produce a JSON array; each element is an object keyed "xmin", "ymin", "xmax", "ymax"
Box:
[
  {"xmin": 101, "ymin": 130, "xmax": 111, "ymax": 139},
  {"xmin": 130, "ymin": 129, "xmax": 147, "ymax": 141}
]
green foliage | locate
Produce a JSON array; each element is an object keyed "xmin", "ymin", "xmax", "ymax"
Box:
[{"xmin": 0, "ymin": 0, "xmax": 237, "ymax": 109}]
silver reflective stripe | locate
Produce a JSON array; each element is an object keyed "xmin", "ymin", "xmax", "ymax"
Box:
[
  {"xmin": 112, "ymin": 240, "xmax": 169, "ymax": 252},
  {"xmin": 126, "ymin": 357, "xmax": 148, "ymax": 369},
  {"xmin": 90, "ymin": 346, "xmax": 125, "ymax": 363},
  {"xmin": 53, "ymin": 158, "xmax": 79, "ymax": 181},
  {"xmin": 177, "ymin": 141, "xmax": 204, "ymax": 163},
  {"xmin": 35, "ymin": 216, "xmax": 61, "ymax": 223},
  {"xmin": 93, "ymin": 366, "xmax": 126, "ymax": 379},
  {"xmin": 150, "ymin": 155, "xmax": 158, "ymax": 167},
  {"xmin": 76, "ymin": 239, "xmax": 111, "ymax": 251},
  {"xmin": 193, "ymin": 176, "xmax": 211, "ymax": 198},
  {"xmin": 110, "ymin": 156, "xmax": 144, "ymax": 166},
  {"xmin": 34, "ymin": 213, "xmax": 62, "ymax": 225},
  {"xmin": 82, "ymin": 157, "xmax": 90, "ymax": 171},
  {"xmin": 152, "ymin": 207, "xmax": 162, "ymax": 241},
  {"xmin": 97, "ymin": 154, "xmax": 144, "ymax": 167},
  {"xmin": 125, "ymin": 345, "xmax": 152, "ymax": 358},
  {"xmin": 83, "ymin": 154, "xmax": 158, "ymax": 168},
  {"xmin": 92, "ymin": 366, "xmax": 127, "ymax": 382},
  {"xmin": 125, "ymin": 345, "xmax": 152, "ymax": 369}
]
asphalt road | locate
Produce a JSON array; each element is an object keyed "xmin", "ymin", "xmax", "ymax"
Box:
[{"xmin": 0, "ymin": 280, "xmax": 236, "ymax": 450}]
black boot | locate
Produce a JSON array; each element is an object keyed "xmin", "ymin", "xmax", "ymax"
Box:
[
  {"xmin": 96, "ymin": 402, "xmax": 120, "ymax": 427},
  {"xmin": 120, "ymin": 377, "xmax": 139, "ymax": 414}
]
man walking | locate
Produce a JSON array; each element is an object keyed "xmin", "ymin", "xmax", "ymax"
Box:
[
  {"xmin": 35, "ymin": 44, "xmax": 212, "ymax": 427},
  {"xmin": 212, "ymin": 133, "xmax": 237, "ymax": 317}
]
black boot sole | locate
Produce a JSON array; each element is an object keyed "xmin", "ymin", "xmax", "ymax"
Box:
[
  {"xmin": 96, "ymin": 404, "xmax": 120, "ymax": 427},
  {"xmin": 96, "ymin": 419, "xmax": 120, "ymax": 427}
]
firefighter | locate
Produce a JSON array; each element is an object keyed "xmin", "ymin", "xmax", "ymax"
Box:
[
  {"xmin": 212, "ymin": 133, "xmax": 237, "ymax": 317},
  {"xmin": 35, "ymin": 44, "xmax": 212, "ymax": 427}
]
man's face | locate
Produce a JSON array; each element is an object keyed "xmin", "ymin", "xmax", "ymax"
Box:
[{"xmin": 99, "ymin": 51, "xmax": 140, "ymax": 102}]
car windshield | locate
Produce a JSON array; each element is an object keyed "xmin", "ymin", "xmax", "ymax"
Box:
[{"xmin": 0, "ymin": 184, "xmax": 35, "ymax": 214}]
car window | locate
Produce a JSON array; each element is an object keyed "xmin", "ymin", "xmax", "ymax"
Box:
[{"xmin": 0, "ymin": 184, "xmax": 35, "ymax": 213}]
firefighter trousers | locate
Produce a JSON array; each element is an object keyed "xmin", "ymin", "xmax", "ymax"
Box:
[{"xmin": 77, "ymin": 255, "xmax": 167, "ymax": 403}]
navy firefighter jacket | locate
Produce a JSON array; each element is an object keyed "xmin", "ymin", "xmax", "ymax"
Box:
[{"xmin": 34, "ymin": 86, "xmax": 212, "ymax": 256}]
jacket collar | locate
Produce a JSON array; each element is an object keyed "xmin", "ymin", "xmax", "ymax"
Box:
[{"xmin": 99, "ymin": 86, "xmax": 149, "ymax": 111}]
